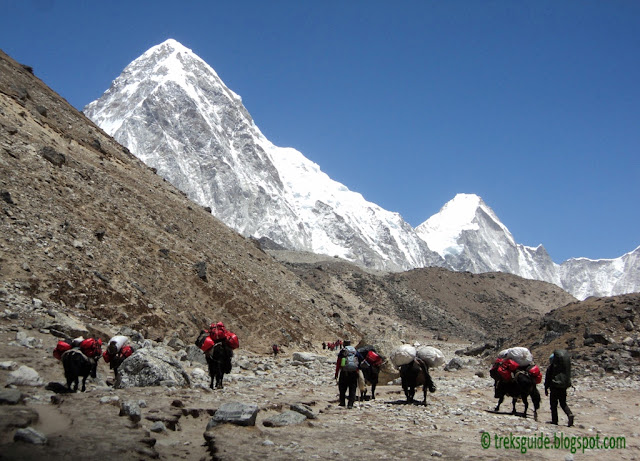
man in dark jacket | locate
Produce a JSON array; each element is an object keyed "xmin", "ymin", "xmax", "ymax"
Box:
[{"xmin": 544, "ymin": 349, "xmax": 574, "ymax": 427}]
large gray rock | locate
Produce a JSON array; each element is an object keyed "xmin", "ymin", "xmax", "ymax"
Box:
[
  {"xmin": 115, "ymin": 346, "xmax": 190, "ymax": 388},
  {"xmin": 7, "ymin": 366, "xmax": 43, "ymax": 387},
  {"xmin": 262, "ymin": 410, "xmax": 307, "ymax": 427},
  {"xmin": 207, "ymin": 402, "xmax": 259, "ymax": 428}
]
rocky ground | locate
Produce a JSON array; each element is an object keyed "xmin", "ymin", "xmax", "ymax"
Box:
[{"xmin": 1, "ymin": 315, "xmax": 639, "ymax": 461}]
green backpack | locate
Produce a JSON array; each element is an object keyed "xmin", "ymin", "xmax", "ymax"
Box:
[{"xmin": 550, "ymin": 349, "xmax": 572, "ymax": 389}]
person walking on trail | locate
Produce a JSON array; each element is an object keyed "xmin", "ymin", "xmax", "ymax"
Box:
[
  {"xmin": 272, "ymin": 344, "xmax": 280, "ymax": 357},
  {"xmin": 545, "ymin": 349, "xmax": 574, "ymax": 427},
  {"xmin": 335, "ymin": 340, "xmax": 362, "ymax": 409}
]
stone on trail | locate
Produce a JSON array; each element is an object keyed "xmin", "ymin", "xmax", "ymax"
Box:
[
  {"xmin": 13, "ymin": 427, "xmax": 47, "ymax": 445},
  {"xmin": 0, "ymin": 389, "xmax": 24, "ymax": 405},
  {"xmin": 290, "ymin": 403, "xmax": 317, "ymax": 419},
  {"xmin": 119, "ymin": 400, "xmax": 142, "ymax": 423},
  {"xmin": 206, "ymin": 402, "xmax": 259, "ymax": 428},
  {"xmin": 444, "ymin": 357, "xmax": 464, "ymax": 371},
  {"xmin": 7, "ymin": 365, "xmax": 43, "ymax": 386},
  {"xmin": 262, "ymin": 410, "xmax": 307, "ymax": 427}
]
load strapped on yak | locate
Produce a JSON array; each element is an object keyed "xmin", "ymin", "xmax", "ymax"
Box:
[
  {"xmin": 416, "ymin": 345, "xmax": 445, "ymax": 368},
  {"xmin": 390, "ymin": 344, "xmax": 444, "ymax": 369},
  {"xmin": 53, "ymin": 337, "xmax": 102, "ymax": 360},
  {"xmin": 357, "ymin": 345, "xmax": 383, "ymax": 368},
  {"xmin": 490, "ymin": 346, "xmax": 541, "ymax": 384},
  {"xmin": 200, "ymin": 322, "xmax": 239, "ymax": 353},
  {"xmin": 102, "ymin": 335, "xmax": 133, "ymax": 364},
  {"xmin": 390, "ymin": 344, "xmax": 417, "ymax": 368}
]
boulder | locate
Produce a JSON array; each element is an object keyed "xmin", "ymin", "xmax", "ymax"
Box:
[
  {"xmin": 7, "ymin": 366, "xmax": 43, "ymax": 387},
  {"xmin": 444, "ymin": 357, "xmax": 464, "ymax": 371},
  {"xmin": 115, "ymin": 346, "xmax": 190, "ymax": 388}
]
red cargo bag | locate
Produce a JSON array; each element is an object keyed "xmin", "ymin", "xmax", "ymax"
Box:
[
  {"xmin": 53, "ymin": 341, "xmax": 72, "ymax": 360},
  {"xmin": 225, "ymin": 331, "xmax": 239, "ymax": 350},
  {"xmin": 200, "ymin": 336, "xmax": 215, "ymax": 352},
  {"xmin": 366, "ymin": 350, "xmax": 383, "ymax": 367}
]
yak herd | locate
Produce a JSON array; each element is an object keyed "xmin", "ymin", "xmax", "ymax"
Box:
[{"xmin": 53, "ymin": 336, "xmax": 542, "ymax": 421}]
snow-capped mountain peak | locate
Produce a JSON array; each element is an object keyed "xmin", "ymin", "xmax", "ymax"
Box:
[
  {"xmin": 84, "ymin": 39, "xmax": 441, "ymax": 272},
  {"xmin": 85, "ymin": 39, "xmax": 640, "ymax": 299},
  {"xmin": 416, "ymin": 193, "xmax": 515, "ymax": 257}
]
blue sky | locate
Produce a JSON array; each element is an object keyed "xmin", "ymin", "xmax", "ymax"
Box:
[{"xmin": 2, "ymin": 1, "xmax": 638, "ymax": 263}]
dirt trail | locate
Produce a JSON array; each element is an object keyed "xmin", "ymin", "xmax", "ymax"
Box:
[{"xmin": 2, "ymin": 330, "xmax": 639, "ymax": 460}]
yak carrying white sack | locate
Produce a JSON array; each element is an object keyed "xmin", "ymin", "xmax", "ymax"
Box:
[
  {"xmin": 498, "ymin": 347, "xmax": 533, "ymax": 366},
  {"xmin": 416, "ymin": 346, "xmax": 445, "ymax": 368},
  {"xmin": 390, "ymin": 344, "xmax": 416, "ymax": 368}
]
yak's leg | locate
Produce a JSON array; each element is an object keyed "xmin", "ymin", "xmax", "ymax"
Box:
[
  {"xmin": 531, "ymin": 388, "xmax": 540, "ymax": 421},
  {"xmin": 511, "ymin": 397, "xmax": 518, "ymax": 415},
  {"xmin": 371, "ymin": 382, "xmax": 377, "ymax": 400},
  {"xmin": 495, "ymin": 395, "xmax": 504, "ymax": 412},
  {"xmin": 81, "ymin": 375, "xmax": 88, "ymax": 392},
  {"xmin": 522, "ymin": 395, "xmax": 529, "ymax": 418},
  {"xmin": 216, "ymin": 369, "xmax": 224, "ymax": 389}
]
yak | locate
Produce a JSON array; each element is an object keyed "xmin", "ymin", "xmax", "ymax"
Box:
[
  {"xmin": 196, "ymin": 330, "xmax": 233, "ymax": 389},
  {"xmin": 399, "ymin": 357, "xmax": 436, "ymax": 405},
  {"xmin": 61, "ymin": 349, "xmax": 97, "ymax": 392},
  {"xmin": 494, "ymin": 370, "xmax": 541, "ymax": 420}
]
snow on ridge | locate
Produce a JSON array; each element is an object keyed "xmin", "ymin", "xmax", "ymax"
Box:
[{"xmin": 564, "ymin": 245, "xmax": 640, "ymax": 263}]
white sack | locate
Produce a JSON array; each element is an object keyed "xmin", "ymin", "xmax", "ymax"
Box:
[
  {"xmin": 108, "ymin": 335, "xmax": 128, "ymax": 354},
  {"xmin": 390, "ymin": 344, "xmax": 416, "ymax": 368},
  {"xmin": 497, "ymin": 347, "xmax": 533, "ymax": 366},
  {"xmin": 416, "ymin": 346, "xmax": 445, "ymax": 368}
]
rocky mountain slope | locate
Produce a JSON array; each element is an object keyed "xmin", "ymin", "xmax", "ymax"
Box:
[
  {"xmin": 271, "ymin": 250, "xmax": 576, "ymax": 344},
  {"xmin": 0, "ymin": 48, "xmax": 349, "ymax": 351},
  {"xmin": 84, "ymin": 39, "xmax": 640, "ymax": 300},
  {"xmin": 504, "ymin": 292, "xmax": 640, "ymax": 375}
]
